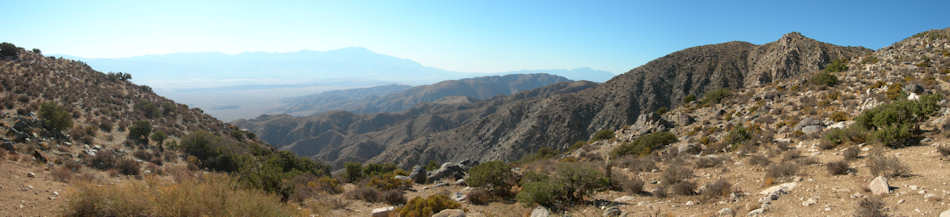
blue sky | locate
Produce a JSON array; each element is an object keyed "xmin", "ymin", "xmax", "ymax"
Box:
[{"xmin": 1, "ymin": 0, "xmax": 948, "ymax": 73}]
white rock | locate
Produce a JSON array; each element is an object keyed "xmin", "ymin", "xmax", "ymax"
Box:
[
  {"xmin": 759, "ymin": 182, "xmax": 798, "ymax": 195},
  {"xmin": 868, "ymin": 176, "xmax": 890, "ymax": 195},
  {"xmin": 940, "ymin": 209, "xmax": 950, "ymax": 217},
  {"xmin": 909, "ymin": 185, "xmax": 919, "ymax": 190},
  {"xmin": 27, "ymin": 172, "xmax": 36, "ymax": 178},
  {"xmin": 685, "ymin": 200, "xmax": 695, "ymax": 206},
  {"xmin": 614, "ymin": 196, "xmax": 636, "ymax": 203},
  {"xmin": 530, "ymin": 206, "xmax": 552, "ymax": 217},
  {"xmin": 432, "ymin": 209, "xmax": 466, "ymax": 217},
  {"xmin": 718, "ymin": 208, "xmax": 735, "ymax": 217},
  {"xmin": 801, "ymin": 198, "xmax": 817, "ymax": 207},
  {"xmin": 371, "ymin": 206, "xmax": 395, "ymax": 217}
]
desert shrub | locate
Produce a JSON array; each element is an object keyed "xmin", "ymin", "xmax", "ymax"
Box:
[
  {"xmin": 701, "ymin": 88, "xmax": 731, "ymax": 105},
  {"xmin": 128, "ymin": 121, "xmax": 152, "ymax": 144},
  {"xmin": 826, "ymin": 160, "xmax": 850, "ymax": 175},
  {"xmin": 0, "ymin": 42, "xmax": 17, "ymax": 58},
  {"xmin": 843, "ymin": 147, "xmax": 860, "ymax": 161},
  {"xmin": 670, "ymin": 181, "xmax": 696, "ymax": 196},
  {"xmin": 695, "ymin": 156, "xmax": 723, "ymax": 168},
  {"xmin": 854, "ymin": 196, "xmax": 888, "ymax": 217},
  {"xmin": 821, "ymin": 127, "xmax": 867, "ymax": 149},
  {"xmin": 151, "ymin": 131, "xmax": 167, "ymax": 146},
  {"xmin": 63, "ymin": 173, "xmax": 299, "ymax": 217},
  {"xmin": 781, "ymin": 149, "xmax": 801, "ymax": 161},
  {"xmin": 765, "ymin": 162, "xmax": 798, "ymax": 180},
  {"xmin": 381, "ymin": 190, "xmax": 406, "ymax": 205},
  {"xmin": 516, "ymin": 162, "xmax": 604, "ymax": 208},
  {"xmin": 135, "ymin": 101, "xmax": 161, "ymax": 119},
  {"xmin": 683, "ymin": 94, "xmax": 696, "ymax": 103},
  {"xmin": 702, "ymin": 179, "xmax": 732, "ymax": 200},
  {"xmin": 661, "ymin": 165, "xmax": 693, "ymax": 185},
  {"xmin": 616, "ymin": 156, "xmax": 657, "ymax": 172},
  {"xmin": 810, "ymin": 72, "xmax": 839, "ymax": 87},
  {"xmin": 616, "ymin": 175, "xmax": 644, "ymax": 194},
  {"xmin": 824, "ymin": 58, "xmax": 849, "ymax": 72},
  {"xmin": 938, "ymin": 145, "xmax": 950, "ymax": 157},
  {"xmin": 747, "ymin": 155, "xmax": 771, "ymax": 166},
  {"xmin": 116, "ymin": 158, "xmax": 140, "ymax": 176},
  {"xmin": 612, "ymin": 131, "xmax": 678, "ymax": 157},
  {"xmin": 467, "ymin": 188, "xmax": 494, "ymax": 205},
  {"xmin": 831, "ymin": 111, "xmax": 850, "ymax": 122},
  {"xmin": 345, "ymin": 186, "xmax": 381, "ymax": 202},
  {"xmin": 89, "ymin": 151, "xmax": 118, "ymax": 170},
  {"xmin": 52, "ymin": 166, "xmax": 74, "ymax": 183},
  {"xmin": 39, "ymin": 102, "xmax": 73, "ymax": 133},
  {"xmin": 361, "ymin": 163, "xmax": 400, "ymax": 178},
  {"xmin": 868, "ymin": 154, "xmax": 910, "ymax": 177},
  {"xmin": 467, "ymin": 161, "xmax": 515, "ymax": 195},
  {"xmin": 517, "ymin": 147, "xmax": 559, "ymax": 163},
  {"xmin": 653, "ymin": 185, "xmax": 668, "ymax": 198},
  {"xmin": 722, "ymin": 125, "xmax": 753, "ymax": 150},
  {"xmin": 854, "ymin": 94, "xmax": 942, "ymax": 148},
  {"xmin": 397, "ymin": 194, "xmax": 460, "ymax": 217},
  {"xmin": 591, "ymin": 129, "xmax": 615, "ymax": 141},
  {"xmin": 366, "ymin": 174, "xmax": 411, "ymax": 191},
  {"xmin": 343, "ymin": 162, "xmax": 363, "ymax": 183}
]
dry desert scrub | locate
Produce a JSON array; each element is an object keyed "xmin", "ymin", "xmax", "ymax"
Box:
[{"xmin": 63, "ymin": 173, "xmax": 301, "ymax": 217}]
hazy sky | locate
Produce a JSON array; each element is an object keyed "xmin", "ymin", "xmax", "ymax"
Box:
[{"xmin": 1, "ymin": 0, "xmax": 948, "ymax": 73}]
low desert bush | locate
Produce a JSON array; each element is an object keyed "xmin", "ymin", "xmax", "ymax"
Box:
[
  {"xmin": 747, "ymin": 155, "xmax": 771, "ymax": 166},
  {"xmin": 701, "ymin": 88, "xmax": 732, "ymax": 105},
  {"xmin": 695, "ymin": 156, "xmax": 724, "ymax": 168},
  {"xmin": 52, "ymin": 166, "xmax": 74, "ymax": 182},
  {"xmin": 614, "ymin": 174, "xmax": 644, "ymax": 194},
  {"xmin": 39, "ymin": 102, "xmax": 73, "ymax": 133},
  {"xmin": 661, "ymin": 165, "xmax": 693, "ymax": 185},
  {"xmin": 467, "ymin": 188, "xmax": 493, "ymax": 205},
  {"xmin": 591, "ymin": 129, "xmax": 615, "ymax": 141},
  {"xmin": 702, "ymin": 179, "xmax": 732, "ymax": 200},
  {"xmin": 765, "ymin": 162, "xmax": 798, "ymax": 180},
  {"xmin": 868, "ymin": 154, "xmax": 910, "ymax": 177},
  {"xmin": 63, "ymin": 174, "xmax": 299, "ymax": 217},
  {"xmin": 616, "ymin": 156, "xmax": 657, "ymax": 172},
  {"xmin": 397, "ymin": 194, "xmax": 460, "ymax": 217},
  {"xmin": 826, "ymin": 160, "xmax": 850, "ymax": 175},
  {"xmin": 89, "ymin": 151, "xmax": 117, "ymax": 170},
  {"xmin": 116, "ymin": 158, "xmax": 140, "ymax": 176},
  {"xmin": 854, "ymin": 196, "xmax": 888, "ymax": 217},
  {"xmin": 670, "ymin": 181, "xmax": 697, "ymax": 196},
  {"xmin": 467, "ymin": 161, "xmax": 515, "ymax": 195},
  {"xmin": 612, "ymin": 131, "xmax": 678, "ymax": 157},
  {"xmin": 809, "ymin": 72, "xmax": 839, "ymax": 87},
  {"xmin": 380, "ymin": 190, "xmax": 406, "ymax": 205},
  {"xmin": 843, "ymin": 147, "xmax": 860, "ymax": 161},
  {"xmin": 938, "ymin": 145, "xmax": 950, "ymax": 157}
]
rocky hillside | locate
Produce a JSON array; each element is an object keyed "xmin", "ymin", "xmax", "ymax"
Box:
[
  {"xmin": 238, "ymin": 32, "xmax": 870, "ymax": 168},
  {"xmin": 276, "ymin": 73, "xmax": 571, "ymax": 116}
]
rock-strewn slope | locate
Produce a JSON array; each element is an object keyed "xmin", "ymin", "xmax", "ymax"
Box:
[{"xmin": 238, "ymin": 32, "xmax": 871, "ymax": 168}]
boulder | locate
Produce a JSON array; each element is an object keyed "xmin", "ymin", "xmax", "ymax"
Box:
[
  {"xmin": 759, "ymin": 182, "xmax": 798, "ymax": 195},
  {"xmin": 451, "ymin": 191, "xmax": 467, "ymax": 202},
  {"xmin": 459, "ymin": 160, "xmax": 479, "ymax": 170},
  {"xmin": 1, "ymin": 140, "xmax": 14, "ymax": 152},
  {"xmin": 868, "ymin": 176, "xmax": 889, "ymax": 195},
  {"xmin": 409, "ymin": 165, "xmax": 427, "ymax": 184},
  {"xmin": 428, "ymin": 162, "xmax": 465, "ymax": 181},
  {"xmin": 801, "ymin": 125, "xmax": 823, "ymax": 135},
  {"xmin": 794, "ymin": 118, "xmax": 821, "ymax": 130},
  {"xmin": 903, "ymin": 83, "xmax": 924, "ymax": 94},
  {"xmin": 530, "ymin": 206, "xmax": 552, "ymax": 217},
  {"xmin": 432, "ymin": 209, "xmax": 465, "ymax": 217},
  {"xmin": 940, "ymin": 209, "xmax": 950, "ymax": 217},
  {"xmin": 371, "ymin": 206, "xmax": 394, "ymax": 217},
  {"xmin": 394, "ymin": 175, "xmax": 410, "ymax": 181}
]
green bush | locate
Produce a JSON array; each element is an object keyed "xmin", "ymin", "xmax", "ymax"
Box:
[
  {"xmin": 854, "ymin": 94, "xmax": 942, "ymax": 148},
  {"xmin": 397, "ymin": 194, "xmax": 460, "ymax": 217},
  {"xmin": 518, "ymin": 147, "xmax": 559, "ymax": 163},
  {"xmin": 612, "ymin": 131, "xmax": 678, "ymax": 157},
  {"xmin": 467, "ymin": 161, "xmax": 515, "ymax": 195},
  {"xmin": 824, "ymin": 59, "xmax": 849, "ymax": 72},
  {"xmin": 683, "ymin": 94, "xmax": 696, "ymax": 103},
  {"xmin": 343, "ymin": 162, "xmax": 363, "ymax": 183},
  {"xmin": 516, "ymin": 163, "xmax": 605, "ymax": 208},
  {"xmin": 810, "ymin": 72, "xmax": 839, "ymax": 87},
  {"xmin": 701, "ymin": 88, "xmax": 731, "ymax": 105},
  {"xmin": 591, "ymin": 130, "xmax": 615, "ymax": 141},
  {"xmin": 0, "ymin": 42, "xmax": 17, "ymax": 58},
  {"xmin": 135, "ymin": 102, "xmax": 161, "ymax": 119},
  {"xmin": 128, "ymin": 121, "xmax": 152, "ymax": 144},
  {"xmin": 39, "ymin": 102, "xmax": 73, "ymax": 133},
  {"xmin": 150, "ymin": 131, "xmax": 167, "ymax": 146},
  {"xmin": 821, "ymin": 127, "xmax": 867, "ymax": 149},
  {"xmin": 722, "ymin": 126, "xmax": 752, "ymax": 150}
]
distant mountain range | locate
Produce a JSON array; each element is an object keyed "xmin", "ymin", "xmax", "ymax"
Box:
[
  {"xmin": 58, "ymin": 48, "xmax": 615, "ymax": 120},
  {"xmin": 277, "ymin": 73, "xmax": 571, "ymax": 116},
  {"xmin": 235, "ymin": 32, "xmax": 872, "ymax": 169}
]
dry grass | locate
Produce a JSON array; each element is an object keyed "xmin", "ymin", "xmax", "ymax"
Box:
[
  {"xmin": 868, "ymin": 154, "xmax": 910, "ymax": 178},
  {"xmin": 825, "ymin": 160, "xmax": 850, "ymax": 175},
  {"xmin": 63, "ymin": 173, "xmax": 301, "ymax": 217}
]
